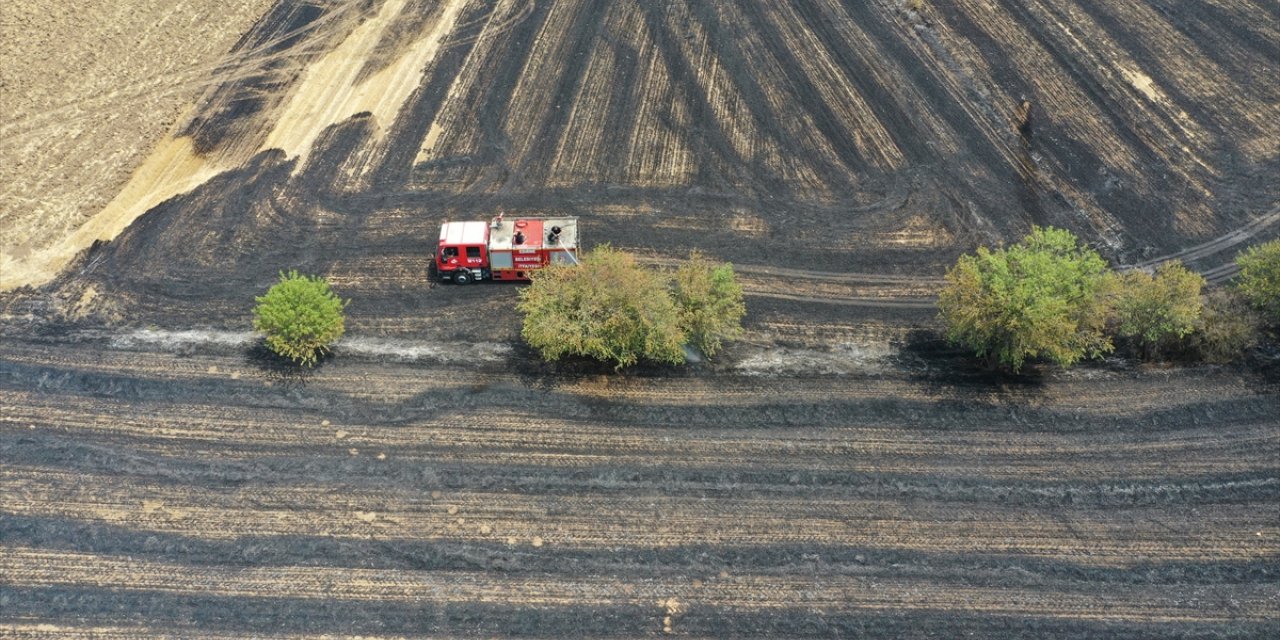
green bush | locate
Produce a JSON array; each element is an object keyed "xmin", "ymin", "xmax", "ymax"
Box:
[
  {"xmin": 1188, "ymin": 289, "xmax": 1260, "ymax": 363},
  {"xmin": 253, "ymin": 270, "xmax": 348, "ymax": 366},
  {"xmin": 517, "ymin": 245, "xmax": 685, "ymax": 369},
  {"xmin": 1112, "ymin": 261, "xmax": 1204, "ymax": 359},
  {"xmin": 938, "ymin": 226, "xmax": 1115, "ymax": 372},
  {"xmin": 673, "ymin": 251, "xmax": 745, "ymax": 358},
  {"xmin": 1235, "ymin": 239, "xmax": 1280, "ymax": 323}
]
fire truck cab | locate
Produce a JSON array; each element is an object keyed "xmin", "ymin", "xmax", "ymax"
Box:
[{"xmin": 434, "ymin": 215, "xmax": 579, "ymax": 284}]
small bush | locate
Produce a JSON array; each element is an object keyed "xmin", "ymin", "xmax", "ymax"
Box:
[
  {"xmin": 673, "ymin": 251, "xmax": 745, "ymax": 358},
  {"xmin": 517, "ymin": 245, "xmax": 685, "ymax": 369},
  {"xmin": 1188, "ymin": 289, "xmax": 1259, "ymax": 363},
  {"xmin": 938, "ymin": 226, "xmax": 1116, "ymax": 372},
  {"xmin": 253, "ymin": 270, "xmax": 347, "ymax": 366},
  {"xmin": 1235, "ymin": 239, "xmax": 1280, "ymax": 323},
  {"xmin": 1112, "ymin": 261, "xmax": 1204, "ymax": 360}
]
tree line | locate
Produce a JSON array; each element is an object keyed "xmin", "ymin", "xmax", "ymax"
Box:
[
  {"xmin": 250, "ymin": 248, "xmax": 746, "ymax": 369},
  {"xmin": 249, "ymin": 230, "xmax": 1278, "ymax": 373},
  {"xmin": 938, "ymin": 228, "xmax": 1279, "ymax": 372}
]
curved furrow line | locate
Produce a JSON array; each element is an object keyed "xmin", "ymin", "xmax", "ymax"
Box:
[
  {"xmin": 1130, "ymin": 204, "xmax": 1280, "ymax": 269},
  {"xmin": 2, "ymin": 481, "xmax": 1274, "ymax": 564},
  {"xmin": 9, "ymin": 405, "xmax": 1277, "ymax": 480},
  {"xmin": 7, "ymin": 355, "xmax": 1277, "ymax": 477},
  {"xmin": 641, "ymin": 199, "xmax": 1276, "ymax": 309},
  {"xmin": 6, "ymin": 546, "xmax": 1276, "ymax": 622},
  {"xmin": 1202, "ymin": 262, "xmax": 1241, "ymax": 284},
  {"xmin": 4, "ymin": 464, "xmax": 1276, "ymax": 560},
  {"xmin": 438, "ymin": 0, "xmax": 534, "ymax": 49},
  {"xmin": 7, "ymin": 361, "xmax": 1272, "ymax": 440}
]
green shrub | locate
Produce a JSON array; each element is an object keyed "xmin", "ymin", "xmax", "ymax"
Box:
[
  {"xmin": 517, "ymin": 245, "xmax": 685, "ymax": 369},
  {"xmin": 1235, "ymin": 239, "xmax": 1280, "ymax": 323},
  {"xmin": 673, "ymin": 251, "xmax": 745, "ymax": 358},
  {"xmin": 1188, "ymin": 289, "xmax": 1259, "ymax": 363},
  {"xmin": 253, "ymin": 270, "xmax": 348, "ymax": 366},
  {"xmin": 1112, "ymin": 261, "xmax": 1204, "ymax": 359},
  {"xmin": 938, "ymin": 226, "xmax": 1116, "ymax": 372}
]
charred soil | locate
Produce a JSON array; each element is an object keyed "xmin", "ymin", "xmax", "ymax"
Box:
[{"xmin": 2, "ymin": 0, "xmax": 1279, "ymax": 637}]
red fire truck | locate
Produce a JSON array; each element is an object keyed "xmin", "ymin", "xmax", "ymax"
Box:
[{"xmin": 433, "ymin": 215, "xmax": 579, "ymax": 284}]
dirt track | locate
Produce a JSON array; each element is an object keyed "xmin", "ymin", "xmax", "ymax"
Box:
[{"xmin": 2, "ymin": 0, "xmax": 1279, "ymax": 637}]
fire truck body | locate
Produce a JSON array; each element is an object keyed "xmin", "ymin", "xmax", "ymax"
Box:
[{"xmin": 435, "ymin": 216, "xmax": 579, "ymax": 284}]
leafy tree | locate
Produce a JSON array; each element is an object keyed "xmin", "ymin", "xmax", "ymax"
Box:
[
  {"xmin": 1189, "ymin": 289, "xmax": 1259, "ymax": 363},
  {"xmin": 938, "ymin": 226, "xmax": 1115, "ymax": 372},
  {"xmin": 673, "ymin": 251, "xmax": 745, "ymax": 358},
  {"xmin": 1112, "ymin": 261, "xmax": 1204, "ymax": 359},
  {"xmin": 1235, "ymin": 239, "xmax": 1280, "ymax": 323},
  {"xmin": 517, "ymin": 245, "xmax": 685, "ymax": 369},
  {"xmin": 253, "ymin": 270, "xmax": 347, "ymax": 366}
]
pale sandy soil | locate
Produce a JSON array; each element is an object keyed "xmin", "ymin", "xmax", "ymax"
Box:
[
  {"xmin": 0, "ymin": 0, "xmax": 274, "ymax": 285},
  {"xmin": 0, "ymin": 0, "xmax": 470, "ymax": 292}
]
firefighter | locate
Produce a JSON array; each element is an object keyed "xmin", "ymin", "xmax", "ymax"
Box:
[{"xmin": 1015, "ymin": 96, "xmax": 1033, "ymax": 138}]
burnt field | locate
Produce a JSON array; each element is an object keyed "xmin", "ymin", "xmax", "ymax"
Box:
[
  {"xmin": 2, "ymin": 330, "xmax": 1278, "ymax": 637},
  {"xmin": 5, "ymin": 0, "xmax": 1280, "ymax": 298},
  {"xmin": 2, "ymin": 0, "xmax": 1279, "ymax": 637}
]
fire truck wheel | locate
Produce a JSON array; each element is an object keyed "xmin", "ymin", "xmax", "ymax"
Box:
[{"xmin": 452, "ymin": 270, "xmax": 472, "ymax": 285}]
